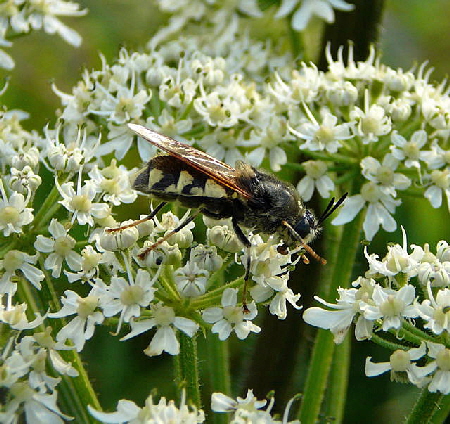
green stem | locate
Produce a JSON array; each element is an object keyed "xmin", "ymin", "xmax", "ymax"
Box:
[
  {"xmin": 205, "ymin": 334, "xmax": 230, "ymax": 424},
  {"xmin": 32, "ymin": 183, "xmax": 62, "ymax": 232},
  {"xmin": 205, "ymin": 333, "xmax": 230, "ymax": 394},
  {"xmin": 174, "ymin": 332, "xmax": 201, "ymax": 408},
  {"xmin": 190, "ymin": 277, "xmax": 244, "ymax": 310},
  {"xmin": 299, "ymin": 210, "xmax": 365, "ymax": 423},
  {"xmin": 402, "ymin": 321, "xmax": 439, "ymax": 344},
  {"xmin": 326, "ymin": 337, "xmax": 350, "ymax": 424},
  {"xmin": 405, "ymin": 390, "xmax": 446, "ymax": 424},
  {"xmin": 18, "ymin": 267, "xmax": 100, "ymax": 422},
  {"xmin": 426, "ymin": 391, "xmax": 450, "ymax": 423},
  {"xmin": 370, "ymin": 333, "xmax": 413, "ymax": 352}
]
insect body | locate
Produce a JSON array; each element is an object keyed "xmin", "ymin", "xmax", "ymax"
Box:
[{"xmin": 120, "ymin": 124, "xmax": 345, "ymax": 279}]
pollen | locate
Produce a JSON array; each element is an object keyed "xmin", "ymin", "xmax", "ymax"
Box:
[
  {"xmin": 120, "ymin": 285, "xmax": 144, "ymax": 306},
  {"xmin": 436, "ymin": 348, "xmax": 450, "ymax": 371},
  {"xmin": 361, "ymin": 116, "xmax": 379, "ymax": 134},
  {"xmin": 0, "ymin": 206, "xmax": 20, "ymax": 225},
  {"xmin": 222, "ymin": 305, "xmax": 243, "ymax": 324},
  {"xmin": 376, "ymin": 165, "xmax": 395, "ymax": 186},
  {"xmin": 54, "ymin": 236, "xmax": 76, "ymax": 256},
  {"xmin": 3, "ymin": 250, "xmax": 25, "ymax": 272},
  {"xmin": 77, "ymin": 296, "xmax": 99, "ymax": 318},
  {"xmin": 152, "ymin": 305, "xmax": 176, "ymax": 326},
  {"xmin": 70, "ymin": 195, "xmax": 92, "ymax": 213},
  {"xmin": 100, "ymin": 177, "xmax": 121, "ymax": 195},
  {"xmin": 379, "ymin": 295, "xmax": 404, "ymax": 317},
  {"xmin": 315, "ymin": 125, "xmax": 334, "ymax": 144},
  {"xmin": 389, "ymin": 350, "xmax": 410, "ymax": 372}
]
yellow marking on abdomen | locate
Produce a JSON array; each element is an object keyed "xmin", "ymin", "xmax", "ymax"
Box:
[
  {"xmin": 204, "ymin": 179, "xmax": 227, "ymax": 198},
  {"xmin": 177, "ymin": 171, "xmax": 194, "ymax": 192},
  {"xmin": 148, "ymin": 168, "xmax": 164, "ymax": 188}
]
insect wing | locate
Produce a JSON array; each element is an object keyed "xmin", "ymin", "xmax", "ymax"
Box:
[{"xmin": 128, "ymin": 124, "xmax": 252, "ymax": 198}]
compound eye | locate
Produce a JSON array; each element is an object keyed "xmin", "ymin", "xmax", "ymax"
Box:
[{"xmin": 293, "ymin": 210, "xmax": 315, "ymax": 239}]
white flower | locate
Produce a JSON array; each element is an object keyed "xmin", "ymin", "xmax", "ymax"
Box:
[
  {"xmin": 424, "ymin": 169, "xmax": 450, "ymax": 210},
  {"xmin": 289, "ymin": 109, "xmax": 353, "ymax": 154},
  {"xmin": 121, "ymin": 303, "xmax": 199, "ymax": 356},
  {"xmin": 0, "ymin": 189, "xmax": 33, "ymax": 236},
  {"xmin": 202, "ymin": 288, "xmax": 261, "ymax": 340},
  {"xmin": 34, "ymin": 218, "xmax": 82, "ymax": 277},
  {"xmin": 361, "ymin": 154, "xmax": 411, "ymax": 191},
  {"xmin": 0, "ymin": 250, "xmax": 44, "ymax": 296},
  {"xmin": 297, "ymin": 160, "xmax": 335, "ymax": 201},
  {"xmin": 211, "ymin": 390, "xmax": 300, "ymax": 423},
  {"xmin": 390, "ymin": 129, "xmax": 427, "ymax": 169},
  {"xmin": 65, "ymin": 245, "xmax": 103, "ymax": 283},
  {"xmin": 159, "ymin": 64, "xmax": 197, "ymax": 107},
  {"xmin": 57, "ymin": 179, "xmax": 110, "ymax": 226},
  {"xmin": 331, "ymin": 181, "xmax": 400, "ymax": 240},
  {"xmin": 0, "ymin": 302, "xmax": 45, "ymax": 330},
  {"xmin": 9, "ymin": 166, "xmax": 42, "ymax": 194},
  {"xmin": 0, "ymin": 41, "xmax": 14, "ymax": 70},
  {"xmin": 243, "ymin": 116, "xmax": 288, "ymax": 171},
  {"xmin": 350, "ymin": 102, "xmax": 391, "ymax": 144},
  {"xmin": 211, "ymin": 389, "xmax": 267, "ymax": 413},
  {"xmin": 416, "ymin": 255, "xmax": 450, "ymax": 287},
  {"xmin": 240, "ymin": 234, "xmax": 291, "ymax": 282},
  {"xmin": 88, "ymin": 160, "xmax": 138, "ymax": 206},
  {"xmin": 416, "ymin": 284, "xmax": 450, "ymax": 334},
  {"xmin": 303, "ymin": 277, "xmax": 376, "ymax": 343},
  {"xmin": 43, "ymin": 124, "xmax": 100, "ymax": 171},
  {"xmin": 26, "ymin": 0, "xmax": 86, "ymax": 46},
  {"xmin": 362, "ymin": 285, "xmax": 418, "ymax": 331},
  {"xmin": 174, "ymin": 261, "xmax": 209, "ymax": 297},
  {"xmin": 90, "ymin": 83, "xmax": 151, "ymax": 126},
  {"xmin": 250, "ymin": 275, "xmax": 302, "ymax": 320},
  {"xmin": 32, "ymin": 328, "xmax": 79, "ymax": 377},
  {"xmin": 364, "ymin": 228, "xmax": 419, "ymax": 279},
  {"xmin": 325, "ymin": 80, "xmax": 358, "ymax": 106},
  {"xmin": 207, "ymin": 225, "xmax": 242, "ymax": 253},
  {"xmin": 424, "ymin": 342, "xmax": 450, "ymax": 395},
  {"xmin": 96, "ymin": 270, "xmax": 158, "ymax": 334},
  {"xmin": 275, "ymin": 0, "xmax": 354, "ymax": 31},
  {"xmin": 194, "ymin": 79, "xmax": 251, "ymax": 128},
  {"xmin": 268, "ymin": 68, "xmax": 321, "ymax": 105},
  {"xmin": 2, "ymin": 382, "xmax": 72, "ymax": 424},
  {"xmin": 421, "ymin": 140, "xmax": 450, "ymax": 170},
  {"xmin": 154, "ymin": 211, "xmax": 195, "ymax": 248},
  {"xmin": 365, "ymin": 343, "xmax": 430, "ymax": 386},
  {"xmin": 101, "ymin": 222, "xmax": 139, "ymax": 251},
  {"xmin": 189, "ymin": 244, "xmax": 223, "ymax": 272},
  {"xmin": 49, "ymin": 290, "xmax": 105, "ymax": 351},
  {"xmin": 89, "ymin": 392, "xmax": 205, "ymax": 423}
]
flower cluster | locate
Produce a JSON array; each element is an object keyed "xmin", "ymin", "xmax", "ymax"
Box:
[
  {"xmin": 0, "ymin": 0, "xmax": 85, "ymax": 69},
  {"xmin": 304, "ymin": 229, "xmax": 450, "ymax": 394},
  {"xmin": 52, "ymin": 38, "xmax": 450, "ymax": 244},
  {"xmin": 212, "ymin": 390, "xmax": 299, "ymax": 423},
  {"xmin": 0, "ymin": 330, "xmax": 77, "ymax": 423},
  {"xmin": 151, "ymin": 0, "xmax": 355, "ymax": 52},
  {"xmin": 89, "ymin": 391, "xmax": 205, "ymax": 423},
  {"xmin": 88, "ymin": 389, "xmax": 299, "ymax": 424},
  {"xmin": 3, "ymin": 5, "xmax": 450, "ymax": 419}
]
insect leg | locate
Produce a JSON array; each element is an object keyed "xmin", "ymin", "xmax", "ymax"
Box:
[
  {"xmin": 107, "ymin": 202, "xmax": 168, "ymax": 233},
  {"xmin": 232, "ymin": 217, "xmax": 252, "ymax": 311},
  {"xmin": 138, "ymin": 210, "xmax": 200, "ymax": 260}
]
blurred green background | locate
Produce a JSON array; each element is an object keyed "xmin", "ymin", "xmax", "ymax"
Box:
[{"xmin": 2, "ymin": 1, "xmax": 450, "ymax": 422}]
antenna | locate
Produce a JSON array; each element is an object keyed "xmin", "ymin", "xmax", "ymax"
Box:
[{"xmin": 317, "ymin": 193, "xmax": 347, "ymax": 226}]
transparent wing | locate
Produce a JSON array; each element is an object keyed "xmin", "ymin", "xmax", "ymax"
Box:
[{"xmin": 128, "ymin": 123, "xmax": 253, "ymax": 198}]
